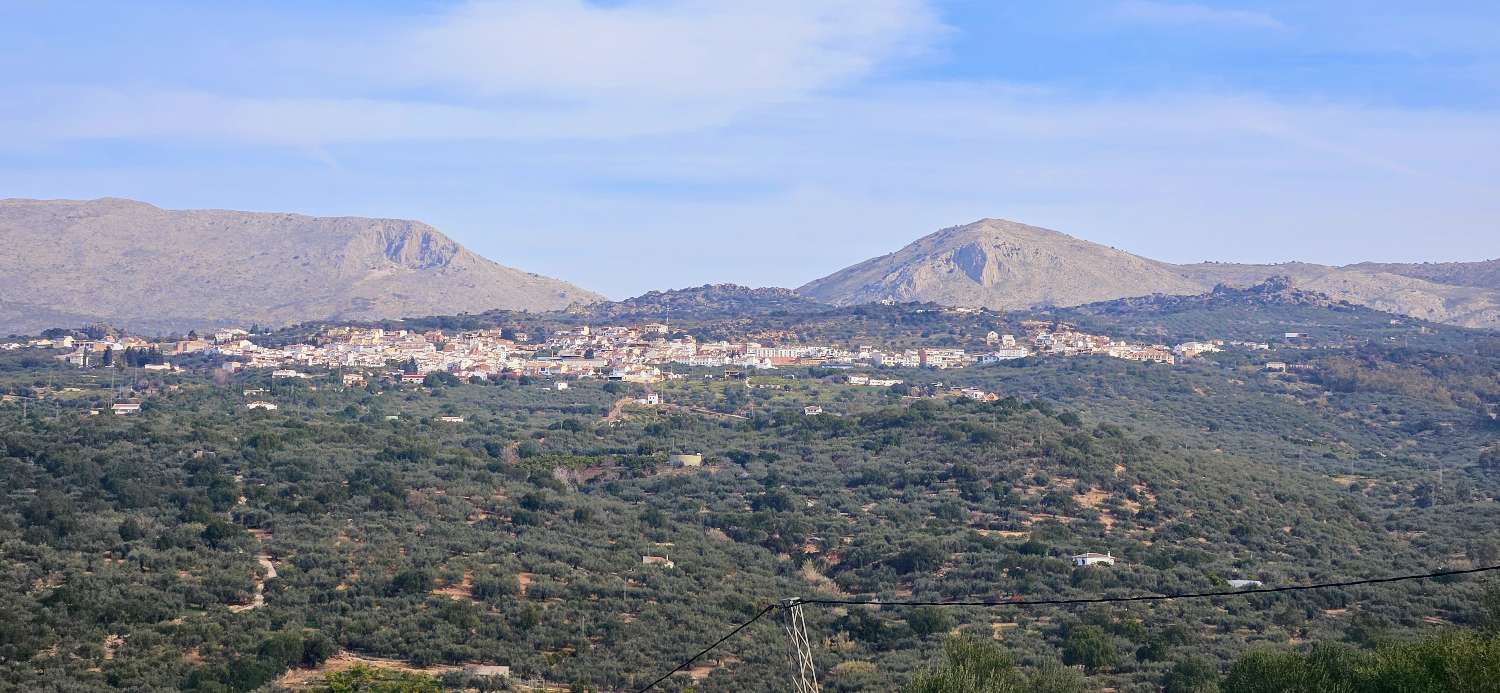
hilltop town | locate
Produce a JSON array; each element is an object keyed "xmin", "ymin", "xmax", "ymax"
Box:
[{"xmin": 12, "ymin": 318, "xmax": 1273, "ymax": 387}]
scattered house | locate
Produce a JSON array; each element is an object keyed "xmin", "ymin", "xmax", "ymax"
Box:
[
  {"xmin": 341, "ymin": 373, "xmax": 366, "ymax": 387},
  {"xmin": 847, "ymin": 374, "xmax": 871, "ymax": 385},
  {"xmin": 436, "ymin": 415, "xmax": 465, "ymax": 423},
  {"xmin": 919, "ymin": 348, "xmax": 969, "ymax": 369},
  {"xmin": 642, "ymin": 555, "xmax": 675, "ymax": 568},
  {"xmin": 956, "ymin": 387, "xmax": 998, "ymax": 402},
  {"xmin": 464, "ymin": 664, "xmax": 510, "ymax": 679},
  {"xmin": 243, "ymin": 388, "xmax": 267, "ymax": 396},
  {"xmin": 804, "ymin": 405, "xmax": 824, "ymax": 416},
  {"xmin": 1173, "ymin": 342, "xmax": 1220, "ymax": 358},
  {"xmin": 980, "ymin": 348, "xmax": 1029, "ymax": 363},
  {"xmin": 635, "ymin": 392, "xmax": 661, "ymax": 406},
  {"xmin": 669, "ymin": 453, "xmax": 703, "ymax": 468},
  {"xmin": 399, "ymin": 372, "xmax": 427, "ymax": 384},
  {"xmin": 1070, "ymin": 552, "xmax": 1116, "ymax": 567},
  {"xmin": 553, "ymin": 381, "xmax": 569, "ymax": 390},
  {"xmin": 111, "ymin": 402, "xmax": 142, "ymax": 415},
  {"xmin": 1265, "ymin": 362, "xmax": 1288, "ymax": 372},
  {"xmin": 142, "ymin": 363, "xmax": 173, "ymax": 372},
  {"xmin": 1227, "ymin": 579, "xmax": 1264, "ymax": 589},
  {"xmin": 245, "ymin": 401, "xmax": 278, "ymax": 411},
  {"xmin": 271, "ymin": 369, "xmax": 307, "ymax": 379}
]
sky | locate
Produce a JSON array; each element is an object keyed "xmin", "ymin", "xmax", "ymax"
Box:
[{"xmin": 2, "ymin": 1, "xmax": 1498, "ymax": 299}]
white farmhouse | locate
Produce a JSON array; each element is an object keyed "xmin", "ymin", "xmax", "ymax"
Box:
[{"xmin": 1070, "ymin": 552, "xmax": 1116, "ymax": 567}]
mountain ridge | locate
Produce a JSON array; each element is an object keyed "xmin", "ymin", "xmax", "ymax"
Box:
[
  {"xmin": 0, "ymin": 197, "xmax": 604, "ymax": 335},
  {"xmin": 797, "ymin": 218, "xmax": 1500, "ymax": 329}
]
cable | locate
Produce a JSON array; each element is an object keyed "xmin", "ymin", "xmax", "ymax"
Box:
[
  {"xmin": 632, "ymin": 564, "xmax": 1499, "ymax": 691},
  {"xmin": 796, "ymin": 564, "xmax": 1500, "ymax": 608},
  {"xmin": 634, "ymin": 603, "xmax": 779, "ymax": 693}
]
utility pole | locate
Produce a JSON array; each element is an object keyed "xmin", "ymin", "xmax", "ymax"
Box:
[{"xmin": 781, "ymin": 598, "xmax": 820, "ymax": 693}]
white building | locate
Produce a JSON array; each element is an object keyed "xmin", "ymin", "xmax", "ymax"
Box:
[{"xmin": 1070, "ymin": 552, "xmax": 1116, "ymax": 567}]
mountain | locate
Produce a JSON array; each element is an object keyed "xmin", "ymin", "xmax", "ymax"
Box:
[
  {"xmin": 797, "ymin": 218, "xmax": 1205, "ymax": 310},
  {"xmin": 1175, "ymin": 262, "xmax": 1500, "ymax": 329},
  {"xmin": 798, "ymin": 218, "xmax": 1500, "ymax": 329},
  {"xmin": 0, "ymin": 198, "xmax": 604, "ymax": 335},
  {"xmin": 1344, "ymin": 259, "xmax": 1500, "ymax": 291},
  {"xmin": 575, "ymin": 284, "xmax": 828, "ymax": 321}
]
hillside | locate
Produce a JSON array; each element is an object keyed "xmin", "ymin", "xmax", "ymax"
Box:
[
  {"xmin": 575, "ymin": 283, "xmax": 829, "ymax": 322},
  {"xmin": 0, "ymin": 198, "xmax": 604, "ymax": 335},
  {"xmin": 2, "ymin": 296, "xmax": 1497, "ymax": 691},
  {"xmin": 798, "ymin": 219, "xmax": 1500, "ymax": 329},
  {"xmin": 797, "ymin": 219, "xmax": 1203, "ymax": 310},
  {"xmin": 1345, "ymin": 258, "xmax": 1500, "ymax": 290}
]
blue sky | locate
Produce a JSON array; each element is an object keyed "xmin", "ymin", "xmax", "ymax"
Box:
[{"xmin": 2, "ymin": 1, "xmax": 1497, "ymax": 298}]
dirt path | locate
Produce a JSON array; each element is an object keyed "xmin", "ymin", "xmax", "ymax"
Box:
[
  {"xmin": 230, "ymin": 554, "xmax": 276, "ymax": 613},
  {"xmin": 663, "ymin": 403, "xmax": 748, "ymax": 420},
  {"xmin": 603, "ymin": 397, "xmax": 632, "ymax": 423}
]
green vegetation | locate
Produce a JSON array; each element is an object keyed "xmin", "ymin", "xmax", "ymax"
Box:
[{"xmin": 1, "ymin": 296, "xmax": 1497, "ymax": 691}]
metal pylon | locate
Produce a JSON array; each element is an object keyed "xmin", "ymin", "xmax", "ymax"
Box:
[{"xmin": 781, "ymin": 598, "xmax": 820, "ymax": 693}]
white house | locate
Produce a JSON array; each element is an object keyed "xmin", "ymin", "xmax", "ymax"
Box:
[
  {"xmin": 111, "ymin": 402, "xmax": 142, "ymax": 415},
  {"xmin": 436, "ymin": 415, "xmax": 465, "ymax": 423},
  {"xmin": 642, "ymin": 555, "xmax": 675, "ymax": 568},
  {"xmin": 246, "ymin": 401, "xmax": 278, "ymax": 411},
  {"xmin": 1071, "ymin": 552, "xmax": 1116, "ymax": 567},
  {"xmin": 1227, "ymin": 579, "xmax": 1264, "ymax": 589},
  {"xmin": 553, "ymin": 381, "xmax": 570, "ymax": 390},
  {"xmin": 804, "ymin": 405, "xmax": 824, "ymax": 416}
]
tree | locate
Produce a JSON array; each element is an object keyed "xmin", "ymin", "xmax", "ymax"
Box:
[
  {"xmin": 1164, "ymin": 657, "xmax": 1221, "ymax": 693},
  {"xmin": 904, "ymin": 635, "xmax": 1023, "ymax": 693},
  {"xmin": 1062, "ymin": 625, "xmax": 1118, "ymax": 672},
  {"xmin": 906, "ymin": 606, "xmax": 954, "ymax": 639},
  {"xmin": 118, "ymin": 517, "xmax": 145, "ymax": 542},
  {"xmin": 904, "ymin": 635, "xmax": 1082, "ymax": 693}
]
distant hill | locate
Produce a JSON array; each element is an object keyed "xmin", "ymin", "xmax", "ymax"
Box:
[
  {"xmin": 0, "ymin": 198, "xmax": 604, "ymax": 335},
  {"xmin": 797, "ymin": 218, "xmax": 1500, "ymax": 329},
  {"xmin": 1049, "ymin": 277, "xmax": 1472, "ymax": 347},
  {"xmin": 797, "ymin": 219, "xmax": 1203, "ymax": 310},
  {"xmin": 1344, "ymin": 259, "xmax": 1500, "ymax": 291},
  {"xmin": 575, "ymin": 284, "xmax": 828, "ymax": 322}
]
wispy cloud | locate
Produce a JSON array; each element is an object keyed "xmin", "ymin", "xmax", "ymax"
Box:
[
  {"xmin": 390, "ymin": 0, "xmax": 942, "ymax": 102},
  {"xmin": 4, "ymin": 0, "xmax": 945, "ymax": 146},
  {"xmin": 1112, "ymin": 1, "xmax": 1286, "ymax": 31}
]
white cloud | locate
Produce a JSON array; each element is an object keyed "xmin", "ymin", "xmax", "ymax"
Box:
[
  {"xmin": 1112, "ymin": 1, "xmax": 1286, "ymax": 30},
  {"xmin": 393, "ymin": 0, "xmax": 942, "ymax": 101},
  {"xmin": 7, "ymin": 0, "xmax": 945, "ymax": 146}
]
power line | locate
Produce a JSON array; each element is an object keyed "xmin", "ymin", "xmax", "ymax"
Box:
[
  {"xmin": 632, "ymin": 564, "xmax": 1500, "ymax": 691},
  {"xmin": 799, "ymin": 564, "xmax": 1500, "ymax": 608},
  {"xmin": 635, "ymin": 603, "xmax": 778, "ymax": 693}
]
